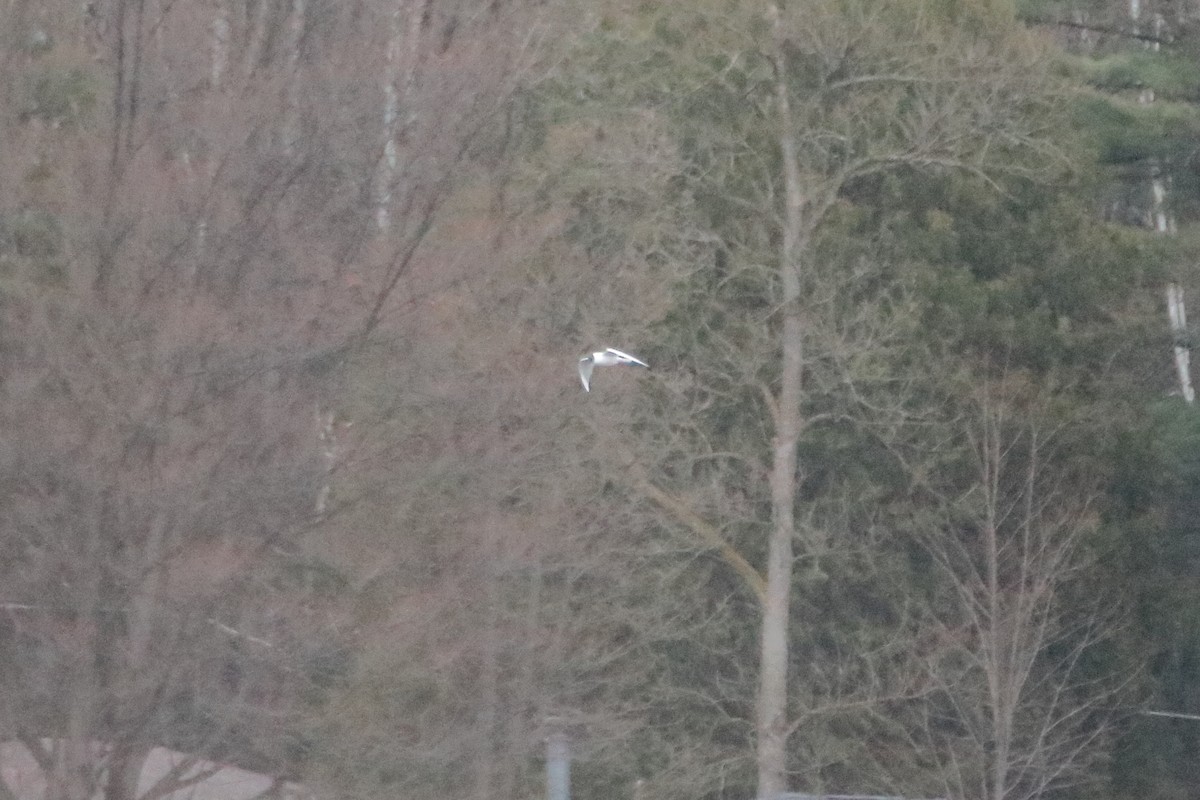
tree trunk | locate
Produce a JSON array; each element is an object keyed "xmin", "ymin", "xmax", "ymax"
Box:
[
  {"xmin": 1131, "ymin": 0, "xmax": 1193, "ymax": 403},
  {"xmin": 758, "ymin": 6, "xmax": 806, "ymax": 796},
  {"xmin": 981, "ymin": 410, "xmax": 1011, "ymax": 800},
  {"xmin": 210, "ymin": 0, "xmax": 229, "ymax": 91},
  {"xmin": 282, "ymin": 0, "xmax": 306, "ymax": 158},
  {"xmin": 1166, "ymin": 283, "xmax": 1193, "ymax": 402},
  {"xmin": 473, "ymin": 517, "xmax": 502, "ymax": 800},
  {"xmin": 375, "ymin": 0, "xmax": 430, "ymax": 233}
]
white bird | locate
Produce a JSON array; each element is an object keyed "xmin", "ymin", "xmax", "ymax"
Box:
[{"xmin": 578, "ymin": 347, "xmax": 650, "ymax": 392}]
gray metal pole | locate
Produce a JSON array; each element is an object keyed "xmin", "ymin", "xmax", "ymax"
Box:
[{"xmin": 546, "ymin": 730, "xmax": 570, "ymax": 800}]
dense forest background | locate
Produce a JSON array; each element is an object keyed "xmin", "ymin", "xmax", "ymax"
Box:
[{"xmin": 3, "ymin": 0, "xmax": 1200, "ymax": 799}]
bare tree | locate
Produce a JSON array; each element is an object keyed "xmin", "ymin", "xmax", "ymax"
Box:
[
  {"xmin": 914, "ymin": 379, "xmax": 1122, "ymax": 800},
  {"xmin": 0, "ymin": 1, "xmax": 554, "ymax": 798}
]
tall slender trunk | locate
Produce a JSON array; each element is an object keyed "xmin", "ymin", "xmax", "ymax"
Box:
[
  {"xmin": 99, "ymin": 0, "xmax": 144, "ymax": 299},
  {"xmin": 1131, "ymin": 0, "xmax": 1193, "ymax": 402},
  {"xmin": 981, "ymin": 409, "xmax": 1011, "ymax": 800},
  {"xmin": 758, "ymin": 6, "xmax": 806, "ymax": 796},
  {"xmin": 211, "ymin": 0, "xmax": 229, "ymax": 91},
  {"xmin": 282, "ymin": 0, "xmax": 307, "ymax": 159},
  {"xmin": 242, "ymin": 0, "xmax": 271, "ymax": 78},
  {"xmin": 375, "ymin": 0, "xmax": 429, "ymax": 233},
  {"xmin": 502, "ymin": 553, "xmax": 544, "ymax": 799},
  {"xmin": 1153, "ymin": 178, "xmax": 1193, "ymax": 402},
  {"xmin": 1166, "ymin": 283, "xmax": 1193, "ymax": 402},
  {"xmin": 474, "ymin": 517, "xmax": 502, "ymax": 800},
  {"xmin": 191, "ymin": 0, "xmax": 231, "ymax": 265}
]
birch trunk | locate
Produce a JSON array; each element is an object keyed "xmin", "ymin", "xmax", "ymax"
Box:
[
  {"xmin": 1167, "ymin": 282, "xmax": 1193, "ymax": 402},
  {"xmin": 375, "ymin": 0, "xmax": 430, "ymax": 233},
  {"xmin": 1131, "ymin": 0, "xmax": 1193, "ymax": 402},
  {"xmin": 315, "ymin": 406, "xmax": 336, "ymax": 515}
]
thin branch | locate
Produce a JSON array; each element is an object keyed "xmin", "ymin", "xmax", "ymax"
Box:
[
  {"xmin": 1142, "ymin": 709, "xmax": 1200, "ymax": 721},
  {"xmin": 633, "ymin": 478, "xmax": 767, "ymax": 607},
  {"xmin": 1024, "ymin": 15, "xmax": 1171, "ymax": 45}
]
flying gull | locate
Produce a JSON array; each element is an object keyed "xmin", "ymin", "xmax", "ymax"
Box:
[{"xmin": 578, "ymin": 347, "xmax": 649, "ymax": 392}]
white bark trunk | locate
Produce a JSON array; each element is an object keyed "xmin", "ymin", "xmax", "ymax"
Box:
[
  {"xmin": 1167, "ymin": 283, "xmax": 1194, "ymax": 402},
  {"xmin": 375, "ymin": 0, "xmax": 428, "ymax": 232},
  {"xmin": 1133, "ymin": 1, "xmax": 1193, "ymax": 403},
  {"xmin": 315, "ymin": 405, "xmax": 338, "ymax": 515}
]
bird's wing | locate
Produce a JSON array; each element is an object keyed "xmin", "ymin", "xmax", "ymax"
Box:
[
  {"xmin": 605, "ymin": 348, "xmax": 649, "ymax": 368},
  {"xmin": 578, "ymin": 358, "xmax": 594, "ymax": 392}
]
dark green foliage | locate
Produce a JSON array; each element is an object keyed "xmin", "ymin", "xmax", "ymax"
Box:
[
  {"xmin": 0, "ymin": 209, "xmax": 63, "ymax": 260},
  {"xmin": 1046, "ymin": 7, "xmax": 1200, "ymax": 790},
  {"xmin": 1104, "ymin": 402, "xmax": 1200, "ymax": 798},
  {"xmin": 852, "ymin": 172, "xmax": 1162, "ymax": 395},
  {"xmin": 1079, "ymin": 52, "xmax": 1200, "ymax": 101},
  {"xmin": 18, "ymin": 67, "xmax": 95, "ymax": 127},
  {"xmin": 0, "ymin": 209, "xmax": 69, "ymax": 290},
  {"xmin": 1075, "ymin": 93, "xmax": 1200, "ymax": 166}
]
